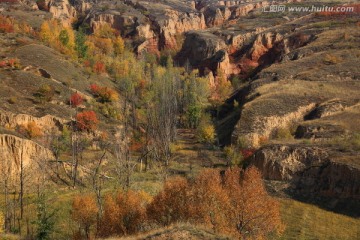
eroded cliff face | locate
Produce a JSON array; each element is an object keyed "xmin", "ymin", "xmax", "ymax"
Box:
[
  {"xmin": 252, "ymin": 145, "xmax": 329, "ymax": 181},
  {"xmin": 0, "ymin": 134, "xmax": 54, "ymax": 174},
  {"xmin": 177, "ymin": 28, "xmax": 308, "ymax": 79},
  {"xmin": 235, "ymin": 103, "xmax": 315, "ymax": 148},
  {"xmin": 38, "ymin": 0, "xmax": 296, "ymax": 54},
  {"xmin": 176, "ymin": 31, "xmax": 228, "ymax": 74},
  {"xmin": 36, "ymin": 0, "xmax": 77, "ymax": 26},
  {"xmin": 82, "ymin": 0, "xmax": 206, "ymax": 51},
  {"xmin": 157, "ymin": 9, "xmax": 206, "ymax": 48},
  {"xmin": 49, "ymin": 0, "xmax": 77, "ymax": 26},
  {"xmin": 252, "ymin": 144, "xmax": 360, "ymax": 202},
  {"xmin": 0, "ymin": 111, "xmax": 65, "ymax": 133}
]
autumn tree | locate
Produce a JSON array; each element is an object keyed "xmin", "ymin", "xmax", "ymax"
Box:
[
  {"xmin": 196, "ymin": 114, "xmax": 215, "ymax": 144},
  {"xmin": 89, "ymin": 84, "xmax": 119, "ymax": 103},
  {"xmin": 72, "ymin": 194, "xmax": 98, "ymax": 239},
  {"xmin": 209, "ymin": 67, "xmax": 233, "ymax": 107},
  {"xmin": 113, "ymin": 36, "xmax": 125, "ymax": 56},
  {"xmin": 39, "ymin": 20, "xmax": 75, "ymax": 56},
  {"xmin": 39, "ymin": 21, "xmax": 51, "ymax": 43},
  {"xmin": 98, "ymin": 190, "xmax": 148, "ymax": 237},
  {"xmin": 93, "ymin": 61, "xmax": 106, "ymax": 74},
  {"xmin": 146, "ymin": 176, "xmax": 190, "ymax": 226},
  {"xmin": 18, "ymin": 121, "xmax": 43, "ymax": 139},
  {"xmin": 70, "ymin": 92, "xmax": 83, "ymax": 108},
  {"xmin": 223, "ymin": 167, "xmax": 283, "ymax": 239},
  {"xmin": 76, "ymin": 111, "xmax": 98, "ymax": 132},
  {"xmin": 94, "ymin": 23, "xmax": 117, "ymax": 39},
  {"xmin": 187, "ymin": 169, "xmax": 230, "ymax": 233}
]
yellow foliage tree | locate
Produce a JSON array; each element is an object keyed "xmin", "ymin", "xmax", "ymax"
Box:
[
  {"xmin": 39, "ymin": 20, "xmax": 76, "ymax": 57},
  {"xmin": 113, "ymin": 36, "xmax": 125, "ymax": 56},
  {"xmin": 196, "ymin": 114, "xmax": 215, "ymax": 144},
  {"xmin": 39, "ymin": 21, "xmax": 51, "ymax": 43},
  {"xmin": 94, "ymin": 23, "xmax": 116, "ymax": 38}
]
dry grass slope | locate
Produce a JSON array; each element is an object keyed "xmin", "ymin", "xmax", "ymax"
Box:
[{"xmin": 276, "ymin": 199, "xmax": 360, "ymax": 240}]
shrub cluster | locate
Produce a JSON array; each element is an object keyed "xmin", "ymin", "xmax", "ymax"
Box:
[
  {"xmin": 89, "ymin": 84, "xmax": 119, "ymax": 103},
  {"xmin": 76, "ymin": 110, "xmax": 99, "ymax": 132},
  {"xmin": 71, "ymin": 167, "xmax": 283, "ymax": 239},
  {"xmin": 0, "ymin": 58, "xmax": 21, "ymax": 69},
  {"xmin": 34, "ymin": 84, "xmax": 55, "ymax": 103},
  {"xmin": 69, "ymin": 92, "xmax": 84, "ymax": 107},
  {"xmin": 17, "ymin": 121, "xmax": 43, "ymax": 139}
]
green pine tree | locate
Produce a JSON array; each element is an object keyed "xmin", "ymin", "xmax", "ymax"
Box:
[{"xmin": 32, "ymin": 194, "xmax": 57, "ymax": 240}]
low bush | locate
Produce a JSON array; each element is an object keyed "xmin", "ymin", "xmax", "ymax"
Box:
[
  {"xmin": 323, "ymin": 54, "xmax": 342, "ymax": 65},
  {"xmin": 97, "ymin": 103, "xmax": 120, "ymax": 119},
  {"xmin": 224, "ymin": 145, "xmax": 244, "ymax": 166},
  {"xmin": 89, "ymin": 84, "xmax": 119, "ymax": 103},
  {"xmin": 17, "ymin": 121, "xmax": 43, "ymax": 139},
  {"xmin": 8, "ymin": 97, "xmax": 17, "ymax": 104},
  {"xmin": 34, "ymin": 84, "xmax": 55, "ymax": 103},
  {"xmin": 7, "ymin": 58, "xmax": 21, "ymax": 69},
  {"xmin": 275, "ymin": 127, "xmax": 293, "ymax": 140},
  {"xmin": 69, "ymin": 92, "xmax": 83, "ymax": 107}
]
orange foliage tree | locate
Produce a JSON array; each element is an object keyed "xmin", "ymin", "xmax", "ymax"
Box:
[
  {"xmin": 39, "ymin": 20, "xmax": 75, "ymax": 55},
  {"xmin": 70, "ymin": 92, "xmax": 83, "ymax": 107},
  {"xmin": 187, "ymin": 169, "xmax": 231, "ymax": 233},
  {"xmin": 76, "ymin": 110, "xmax": 99, "ymax": 132},
  {"xmin": 223, "ymin": 167, "xmax": 284, "ymax": 238},
  {"xmin": 146, "ymin": 176, "xmax": 190, "ymax": 226},
  {"xmin": 71, "ymin": 194, "xmax": 98, "ymax": 239},
  {"xmin": 98, "ymin": 190, "xmax": 148, "ymax": 237}
]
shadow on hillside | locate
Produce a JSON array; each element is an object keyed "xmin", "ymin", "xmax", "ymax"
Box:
[{"xmin": 286, "ymin": 190, "xmax": 360, "ymax": 218}]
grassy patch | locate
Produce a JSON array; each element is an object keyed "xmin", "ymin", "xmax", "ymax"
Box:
[
  {"xmin": 274, "ymin": 127, "xmax": 294, "ymax": 140},
  {"xmin": 276, "ymin": 198, "xmax": 360, "ymax": 240}
]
